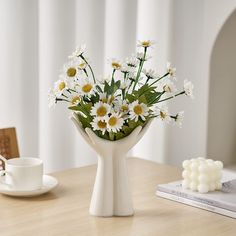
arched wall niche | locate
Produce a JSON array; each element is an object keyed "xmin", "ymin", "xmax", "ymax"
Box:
[{"xmin": 207, "ymin": 9, "xmax": 236, "ymax": 166}]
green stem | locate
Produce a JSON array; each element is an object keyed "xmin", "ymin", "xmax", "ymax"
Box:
[
  {"xmin": 62, "ymin": 94, "xmax": 68, "ymax": 98},
  {"xmin": 147, "ymin": 91, "xmax": 165, "ymax": 105},
  {"xmin": 109, "ymin": 131, "xmax": 115, "ymax": 141},
  {"xmin": 112, "ymin": 69, "xmax": 116, "ymax": 83},
  {"xmin": 148, "ymin": 115, "xmax": 158, "ymax": 119},
  {"xmin": 80, "ymin": 102, "xmax": 91, "ymax": 117},
  {"xmin": 149, "ymin": 72, "xmax": 169, "ymax": 87},
  {"xmin": 56, "ymin": 98, "xmax": 70, "ymax": 102},
  {"xmin": 127, "ymin": 78, "xmax": 134, "ymax": 92},
  {"xmin": 156, "ymin": 91, "xmax": 185, "ymax": 103},
  {"xmin": 145, "ymin": 77, "xmax": 150, "ymax": 84},
  {"xmin": 68, "ymin": 88, "xmax": 77, "ymax": 93},
  {"xmin": 80, "ymin": 55, "xmax": 96, "ymax": 83},
  {"xmin": 83, "ymin": 68, "xmax": 88, "ymax": 77},
  {"xmin": 122, "ymin": 89, "xmax": 125, "ymax": 100},
  {"xmin": 137, "ymin": 72, "xmax": 170, "ymax": 100},
  {"xmin": 133, "ymin": 47, "xmax": 147, "ymax": 91}
]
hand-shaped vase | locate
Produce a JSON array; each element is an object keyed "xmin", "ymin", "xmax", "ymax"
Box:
[{"xmin": 71, "ymin": 114, "xmax": 151, "ymax": 217}]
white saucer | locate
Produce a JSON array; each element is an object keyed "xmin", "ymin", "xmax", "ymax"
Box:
[{"xmin": 0, "ymin": 175, "xmax": 58, "ymax": 197}]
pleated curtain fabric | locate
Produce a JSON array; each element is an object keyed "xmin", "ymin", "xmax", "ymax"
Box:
[{"xmin": 1, "ymin": 0, "xmax": 216, "ymax": 172}]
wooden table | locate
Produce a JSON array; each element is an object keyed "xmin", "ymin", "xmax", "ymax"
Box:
[{"xmin": 0, "ymin": 158, "xmax": 235, "ymax": 236}]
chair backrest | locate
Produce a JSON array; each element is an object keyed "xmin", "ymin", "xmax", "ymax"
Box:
[{"xmin": 0, "ymin": 127, "xmax": 19, "ymax": 169}]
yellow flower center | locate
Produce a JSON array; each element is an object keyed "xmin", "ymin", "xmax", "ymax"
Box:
[
  {"xmin": 59, "ymin": 82, "xmax": 66, "ymax": 91},
  {"xmin": 97, "ymin": 120, "xmax": 107, "ymax": 129},
  {"xmin": 112, "ymin": 62, "xmax": 121, "ymax": 69},
  {"xmin": 101, "ymin": 98, "xmax": 108, "ymax": 103},
  {"xmin": 78, "ymin": 62, "xmax": 86, "ymax": 69},
  {"xmin": 108, "ymin": 116, "xmax": 118, "ymax": 126},
  {"xmin": 96, "ymin": 106, "xmax": 107, "ymax": 116},
  {"xmin": 109, "ymin": 95, "xmax": 115, "ymax": 103},
  {"xmin": 164, "ymin": 85, "xmax": 171, "ymax": 92},
  {"xmin": 121, "ymin": 105, "xmax": 128, "ymax": 112},
  {"xmin": 134, "ymin": 105, "xmax": 143, "ymax": 115},
  {"xmin": 168, "ymin": 68, "xmax": 173, "ymax": 76},
  {"xmin": 160, "ymin": 111, "xmax": 166, "ymax": 119},
  {"xmin": 71, "ymin": 96, "xmax": 80, "ymax": 104},
  {"xmin": 142, "ymin": 41, "xmax": 150, "ymax": 47},
  {"xmin": 82, "ymin": 84, "xmax": 93, "ymax": 93},
  {"xmin": 67, "ymin": 67, "xmax": 76, "ymax": 77}
]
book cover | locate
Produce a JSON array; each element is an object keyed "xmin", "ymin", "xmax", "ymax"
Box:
[
  {"xmin": 156, "ymin": 169, "xmax": 236, "ymax": 214},
  {"xmin": 156, "ymin": 191, "xmax": 236, "ymax": 219}
]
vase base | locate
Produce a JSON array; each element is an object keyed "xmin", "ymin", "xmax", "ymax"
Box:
[{"xmin": 89, "ymin": 210, "xmax": 134, "ymax": 217}]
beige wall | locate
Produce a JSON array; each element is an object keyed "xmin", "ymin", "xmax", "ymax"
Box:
[
  {"xmin": 207, "ymin": 10, "xmax": 236, "ymax": 166},
  {"xmin": 150, "ymin": 0, "xmax": 236, "ymax": 166}
]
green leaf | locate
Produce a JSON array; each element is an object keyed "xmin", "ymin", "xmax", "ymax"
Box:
[
  {"xmin": 145, "ymin": 91, "xmax": 163, "ymax": 105},
  {"xmin": 109, "ymin": 132, "xmax": 115, "ymax": 141},
  {"xmin": 96, "ymin": 85, "xmax": 103, "ymax": 93},
  {"xmin": 90, "ymin": 94, "xmax": 99, "ymax": 104},
  {"xmin": 104, "ymin": 80, "xmax": 113, "ymax": 95},
  {"xmin": 122, "ymin": 125, "xmax": 133, "ymax": 135},
  {"xmin": 68, "ymin": 106, "xmax": 80, "ymax": 111},
  {"xmin": 115, "ymin": 132, "xmax": 125, "ymax": 140},
  {"xmin": 126, "ymin": 94, "xmax": 136, "ymax": 103},
  {"xmin": 138, "ymin": 94, "xmax": 147, "ymax": 104},
  {"xmin": 115, "ymin": 80, "xmax": 121, "ymax": 89},
  {"xmin": 133, "ymin": 84, "xmax": 156, "ymax": 98},
  {"xmin": 127, "ymin": 119, "xmax": 138, "ymax": 129},
  {"xmin": 77, "ymin": 113, "xmax": 92, "ymax": 129}
]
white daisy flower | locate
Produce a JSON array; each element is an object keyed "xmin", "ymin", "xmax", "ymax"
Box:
[
  {"xmin": 68, "ymin": 44, "xmax": 86, "ymax": 59},
  {"xmin": 136, "ymin": 52, "xmax": 151, "ymax": 61},
  {"xmin": 77, "ymin": 78, "xmax": 95, "ymax": 96},
  {"xmin": 163, "ymin": 80, "xmax": 177, "ymax": 94},
  {"xmin": 98, "ymin": 92, "xmax": 108, "ymax": 103},
  {"xmin": 114, "ymin": 100, "xmax": 129, "ymax": 113},
  {"xmin": 48, "ymin": 89, "xmax": 57, "ymax": 108},
  {"xmin": 137, "ymin": 40, "xmax": 155, "ymax": 48},
  {"xmin": 98, "ymin": 92, "xmax": 118, "ymax": 104},
  {"xmin": 54, "ymin": 79, "xmax": 68, "ymax": 97},
  {"xmin": 166, "ymin": 62, "xmax": 176, "ymax": 80},
  {"xmin": 184, "ymin": 80, "xmax": 194, "ymax": 98},
  {"xmin": 77, "ymin": 57, "xmax": 87, "ymax": 70},
  {"xmin": 174, "ymin": 111, "xmax": 184, "ymax": 127},
  {"xmin": 91, "ymin": 117, "xmax": 107, "ymax": 135},
  {"xmin": 120, "ymin": 79, "xmax": 131, "ymax": 90},
  {"xmin": 154, "ymin": 106, "xmax": 171, "ymax": 123},
  {"xmin": 110, "ymin": 59, "xmax": 122, "ymax": 70},
  {"xmin": 91, "ymin": 101, "xmax": 111, "ymax": 118},
  {"xmin": 68, "ymin": 93, "xmax": 81, "ymax": 106},
  {"xmin": 126, "ymin": 56, "xmax": 138, "ymax": 67},
  {"xmin": 63, "ymin": 60, "xmax": 79, "ymax": 80},
  {"xmin": 129, "ymin": 100, "xmax": 149, "ymax": 122},
  {"xmin": 142, "ymin": 68, "xmax": 158, "ymax": 80},
  {"xmin": 121, "ymin": 64, "xmax": 134, "ymax": 74},
  {"xmin": 105, "ymin": 113, "xmax": 124, "ymax": 133},
  {"xmin": 127, "ymin": 71, "xmax": 136, "ymax": 81}
]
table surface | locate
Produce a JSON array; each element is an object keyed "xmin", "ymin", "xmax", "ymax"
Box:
[{"xmin": 0, "ymin": 158, "xmax": 235, "ymax": 236}]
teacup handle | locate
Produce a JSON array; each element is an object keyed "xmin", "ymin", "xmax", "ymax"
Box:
[
  {"xmin": 0, "ymin": 170, "xmax": 12, "ymax": 187},
  {"xmin": 0, "ymin": 155, "xmax": 7, "ymax": 165},
  {"xmin": 0, "ymin": 155, "xmax": 11, "ymax": 187}
]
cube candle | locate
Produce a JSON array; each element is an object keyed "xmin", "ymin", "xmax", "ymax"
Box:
[{"xmin": 182, "ymin": 157, "xmax": 223, "ymax": 193}]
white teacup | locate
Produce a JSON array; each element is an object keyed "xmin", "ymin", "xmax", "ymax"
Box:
[{"xmin": 0, "ymin": 156, "xmax": 43, "ymax": 191}]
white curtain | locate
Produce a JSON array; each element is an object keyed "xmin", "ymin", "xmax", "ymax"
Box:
[{"xmin": 1, "ymin": 0, "xmax": 234, "ymax": 172}]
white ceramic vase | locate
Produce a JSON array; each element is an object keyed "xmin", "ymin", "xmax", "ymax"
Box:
[{"xmin": 71, "ymin": 113, "xmax": 151, "ymax": 217}]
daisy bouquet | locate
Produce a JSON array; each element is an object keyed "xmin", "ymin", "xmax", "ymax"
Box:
[{"xmin": 49, "ymin": 40, "xmax": 194, "ymax": 141}]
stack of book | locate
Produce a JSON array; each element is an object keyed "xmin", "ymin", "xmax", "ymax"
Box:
[{"xmin": 156, "ymin": 169, "xmax": 236, "ymax": 218}]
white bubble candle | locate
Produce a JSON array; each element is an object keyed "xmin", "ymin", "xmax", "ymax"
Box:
[{"xmin": 182, "ymin": 157, "xmax": 223, "ymax": 193}]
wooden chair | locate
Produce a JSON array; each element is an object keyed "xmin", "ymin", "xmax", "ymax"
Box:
[{"xmin": 0, "ymin": 127, "xmax": 19, "ymax": 170}]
